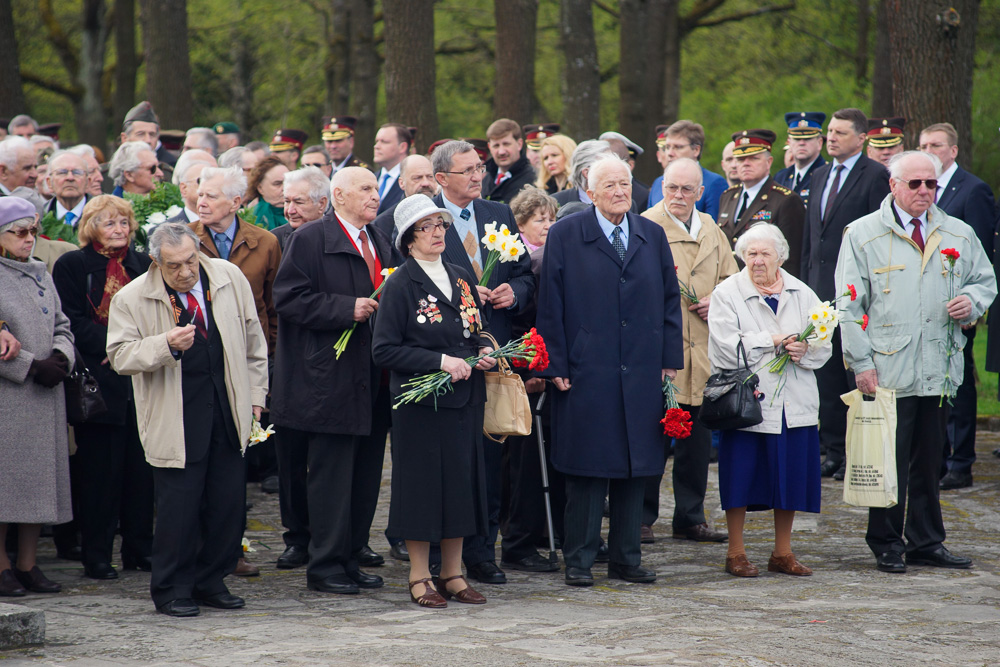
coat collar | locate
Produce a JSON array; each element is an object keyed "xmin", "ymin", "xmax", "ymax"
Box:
[
  {"xmin": 139, "ymin": 253, "xmax": 232, "ymax": 303},
  {"xmin": 319, "ymin": 211, "xmax": 364, "ymax": 257},
  {"xmin": 405, "ymin": 256, "xmax": 465, "ymax": 311},
  {"xmin": 82, "ymin": 244, "xmax": 146, "ymax": 275},
  {"xmin": 820, "ymin": 154, "xmax": 875, "ymax": 226},
  {"xmin": 580, "ymin": 206, "xmax": 647, "ymax": 268},
  {"xmin": 190, "ymin": 218, "xmax": 260, "ymax": 258}
]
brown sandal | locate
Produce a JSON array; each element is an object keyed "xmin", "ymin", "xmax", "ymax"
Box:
[
  {"xmin": 433, "ymin": 574, "xmax": 486, "ymax": 604},
  {"xmin": 409, "ymin": 578, "xmax": 447, "ymax": 608}
]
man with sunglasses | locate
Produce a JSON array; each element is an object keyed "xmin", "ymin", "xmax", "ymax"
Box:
[
  {"xmin": 108, "ymin": 141, "xmax": 163, "ymax": 197},
  {"xmin": 836, "ymin": 150, "xmax": 996, "ymax": 575}
]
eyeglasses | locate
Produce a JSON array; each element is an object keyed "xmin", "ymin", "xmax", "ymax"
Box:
[
  {"xmin": 662, "ymin": 143, "xmax": 692, "ymax": 152},
  {"xmin": 4, "ymin": 226, "xmax": 39, "ymax": 238},
  {"xmin": 904, "ymin": 178, "xmax": 938, "ymax": 191},
  {"xmin": 414, "ymin": 221, "xmax": 451, "ymax": 234},
  {"xmin": 444, "ymin": 164, "xmax": 486, "ymax": 177},
  {"xmin": 52, "ymin": 169, "xmax": 85, "ymax": 177},
  {"xmin": 664, "ymin": 184, "xmax": 698, "ymax": 196}
]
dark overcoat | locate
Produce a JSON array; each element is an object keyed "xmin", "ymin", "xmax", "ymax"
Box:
[
  {"xmin": 535, "ymin": 207, "xmax": 683, "ymax": 478},
  {"xmin": 270, "ymin": 210, "xmax": 393, "ymax": 435}
]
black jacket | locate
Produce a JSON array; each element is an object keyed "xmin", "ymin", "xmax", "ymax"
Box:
[{"xmin": 482, "ymin": 154, "xmax": 537, "ymax": 204}]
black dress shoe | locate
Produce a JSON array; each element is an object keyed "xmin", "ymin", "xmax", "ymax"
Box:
[
  {"xmin": 820, "ymin": 458, "xmax": 842, "ymax": 478},
  {"xmin": 564, "ymin": 566, "xmax": 594, "ymax": 587},
  {"xmin": 14, "ymin": 566, "xmax": 61, "ymax": 592},
  {"xmin": 260, "ymin": 475, "xmax": 280, "ymax": 494},
  {"xmin": 389, "ymin": 542, "xmax": 410, "ymax": 562},
  {"xmin": 939, "ymin": 471, "xmax": 972, "ymax": 490},
  {"xmin": 355, "ymin": 545, "xmax": 385, "ymax": 567},
  {"xmin": 672, "ymin": 523, "xmax": 728, "ymax": 542},
  {"xmin": 907, "ymin": 546, "xmax": 973, "ymax": 569},
  {"xmin": 276, "ymin": 545, "xmax": 309, "ymax": 569},
  {"xmin": 346, "ymin": 569, "xmax": 384, "ymax": 588},
  {"xmin": 121, "ymin": 554, "xmax": 152, "ymax": 572},
  {"xmin": 157, "ymin": 598, "xmax": 200, "ymax": 617},
  {"xmin": 607, "ymin": 563, "xmax": 656, "ymax": 583},
  {"xmin": 0, "ymin": 569, "xmax": 26, "ymax": 597},
  {"xmin": 84, "ymin": 562, "xmax": 119, "ymax": 580},
  {"xmin": 595, "ymin": 541, "xmax": 610, "ymax": 564},
  {"xmin": 307, "ymin": 574, "xmax": 360, "ymax": 594},
  {"xmin": 501, "ymin": 553, "xmax": 559, "ymax": 572},
  {"xmin": 832, "ymin": 463, "xmax": 846, "ymax": 481},
  {"xmin": 640, "ymin": 525, "xmax": 655, "ymax": 544},
  {"xmin": 467, "ymin": 561, "xmax": 507, "ymax": 584},
  {"xmin": 57, "ymin": 545, "xmax": 83, "ymax": 562},
  {"xmin": 876, "ymin": 550, "xmax": 907, "ymax": 573},
  {"xmin": 993, "ymin": 447, "xmax": 1000, "ymax": 459},
  {"xmin": 194, "ymin": 591, "xmax": 245, "ymax": 609}
]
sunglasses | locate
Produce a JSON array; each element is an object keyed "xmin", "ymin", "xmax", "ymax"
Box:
[
  {"xmin": 903, "ymin": 178, "xmax": 937, "ymax": 191},
  {"xmin": 5, "ymin": 226, "xmax": 39, "ymax": 238}
]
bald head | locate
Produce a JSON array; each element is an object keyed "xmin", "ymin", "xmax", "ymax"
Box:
[
  {"xmin": 662, "ymin": 157, "xmax": 704, "ymax": 222},
  {"xmin": 398, "ymin": 154, "xmax": 436, "ymax": 197},
  {"xmin": 664, "ymin": 157, "xmax": 703, "ymax": 187},
  {"xmin": 331, "ymin": 166, "xmax": 380, "ymax": 228}
]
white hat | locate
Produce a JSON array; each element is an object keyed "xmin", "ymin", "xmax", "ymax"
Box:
[{"xmin": 393, "ymin": 194, "xmax": 453, "ymax": 252}]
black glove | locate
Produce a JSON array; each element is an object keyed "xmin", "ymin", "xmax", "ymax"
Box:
[{"xmin": 30, "ymin": 352, "xmax": 69, "ymax": 388}]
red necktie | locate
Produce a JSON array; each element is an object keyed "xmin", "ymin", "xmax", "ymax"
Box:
[
  {"xmin": 358, "ymin": 229, "xmax": 382, "ymax": 290},
  {"xmin": 185, "ymin": 293, "xmax": 208, "ymax": 338},
  {"xmin": 910, "ymin": 218, "xmax": 924, "ymax": 252},
  {"xmin": 496, "ymin": 172, "xmax": 505, "ymax": 186}
]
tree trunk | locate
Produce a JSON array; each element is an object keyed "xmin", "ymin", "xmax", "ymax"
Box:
[
  {"xmin": 350, "ymin": 0, "xmax": 377, "ymax": 162},
  {"xmin": 855, "ymin": 0, "xmax": 870, "ymax": 82},
  {"xmin": 325, "ymin": 0, "xmax": 351, "ymax": 115},
  {"xmin": 112, "ymin": 0, "xmax": 137, "ymax": 132},
  {"xmin": 887, "ymin": 0, "xmax": 977, "ymax": 158},
  {"xmin": 870, "ymin": 0, "xmax": 894, "ymax": 116},
  {"xmin": 559, "ymin": 0, "xmax": 600, "ymax": 141},
  {"xmin": 139, "ymin": 0, "xmax": 193, "ymax": 130},
  {"xmin": 383, "ymin": 0, "xmax": 438, "ymax": 154},
  {"xmin": 493, "ymin": 0, "xmax": 538, "ymax": 123},
  {"xmin": 76, "ymin": 0, "xmax": 110, "ymax": 148},
  {"xmin": 619, "ymin": 0, "xmax": 669, "ymax": 184},
  {"xmin": 230, "ymin": 0, "xmax": 256, "ymax": 139},
  {"xmin": 660, "ymin": 0, "xmax": 681, "ymax": 125},
  {"xmin": 0, "ymin": 0, "xmax": 27, "ymax": 117}
]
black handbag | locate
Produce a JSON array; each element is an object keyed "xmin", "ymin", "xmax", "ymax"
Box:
[
  {"xmin": 64, "ymin": 348, "xmax": 108, "ymax": 425},
  {"xmin": 699, "ymin": 340, "xmax": 763, "ymax": 430}
]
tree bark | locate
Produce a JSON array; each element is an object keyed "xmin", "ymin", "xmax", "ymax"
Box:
[
  {"xmin": 559, "ymin": 0, "xmax": 600, "ymax": 140},
  {"xmin": 77, "ymin": 0, "xmax": 110, "ymax": 147},
  {"xmin": 383, "ymin": 0, "xmax": 438, "ymax": 153},
  {"xmin": 887, "ymin": 0, "xmax": 977, "ymax": 158},
  {"xmin": 660, "ymin": 0, "xmax": 682, "ymax": 126},
  {"xmin": 139, "ymin": 0, "xmax": 193, "ymax": 130},
  {"xmin": 350, "ymin": 0, "xmax": 378, "ymax": 162},
  {"xmin": 0, "ymin": 0, "xmax": 27, "ymax": 117},
  {"xmin": 870, "ymin": 0, "xmax": 894, "ymax": 116},
  {"xmin": 855, "ymin": 0, "xmax": 869, "ymax": 82},
  {"xmin": 619, "ymin": 0, "xmax": 669, "ymax": 184},
  {"xmin": 112, "ymin": 0, "xmax": 137, "ymax": 131},
  {"xmin": 494, "ymin": 0, "xmax": 538, "ymax": 123},
  {"xmin": 325, "ymin": 0, "xmax": 351, "ymax": 116}
]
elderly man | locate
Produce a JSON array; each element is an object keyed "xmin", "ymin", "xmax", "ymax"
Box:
[
  {"xmin": 275, "ymin": 166, "xmax": 330, "ymax": 250},
  {"xmin": 837, "ymin": 151, "xmax": 996, "ymax": 575},
  {"xmin": 538, "ymin": 155, "xmax": 683, "ymax": 586},
  {"xmin": 67, "ymin": 145, "xmax": 104, "ymax": 197},
  {"xmin": 373, "ymin": 124, "xmax": 412, "ymax": 214},
  {"xmin": 109, "ymin": 141, "xmax": 163, "ymax": 197},
  {"xmin": 301, "ymin": 146, "xmax": 333, "ymax": 178},
  {"xmin": 7, "ymin": 114, "xmax": 38, "ymax": 138},
  {"xmin": 866, "ymin": 118, "xmax": 906, "ymax": 167},
  {"xmin": 641, "ymin": 157, "xmax": 737, "ymax": 544},
  {"xmin": 43, "ymin": 151, "xmax": 90, "ymax": 226},
  {"xmin": 107, "ymin": 223, "xmax": 268, "ymax": 616},
  {"xmin": 0, "ymin": 136, "xmax": 39, "ymax": 195},
  {"xmin": 774, "ymin": 112, "xmax": 827, "ymax": 205},
  {"xmin": 371, "ymin": 154, "xmax": 437, "ymax": 240},
  {"xmin": 119, "ymin": 101, "xmax": 176, "ymax": 167},
  {"xmin": 213, "ymin": 123, "xmax": 241, "ymax": 153},
  {"xmin": 169, "ymin": 150, "xmax": 217, "ymax": 223},
  {"xmin": 270, "ymin": 166, "xmax": 393, "ymax": 592},
  {"xmin": 647, "ymin": 121, "xmax": 728, "ymax": 220},
  {"xmin": 553, "ymin": 139, "xmax": 614, "ymax": 208},
  {"xmin": 182, "ymin": 128, "xmax": 219, "ymax": 157},
  {"xmin": 322, "ymin": 116, "xmax": 371, "ymax": 174},
  {"xmin": 481, "ymin": 118, "xmax": 536, "ymax": 204}
]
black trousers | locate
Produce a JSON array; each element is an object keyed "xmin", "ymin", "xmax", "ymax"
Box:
[
  {"xmin": 815, "ymin": 329, "xmax": 855, "ymax": 464},
  {"xmin": 563, "ymin": 474, "xmax": 645, "ymax": 570},
  {"xmin": 944, "ymin": 327, "xmax": 977, "ymax": 475},
  {"xmin": 866, "ymin": 396, "xmax": 948, "ymax": 557},
  {"xmin": 461, "ymin": 436, "xmax": 503, "ymax": 566},
  {"xmin": 73, "ymin": 407, "xmax": 154, "ymax": 568},
  {"xmin": 642, "ymin": 403, "xmax": 711, "ymax": 531},
  {"xmin": 275, "ymin": 425, "xmax": 310, "ymax": 550}
]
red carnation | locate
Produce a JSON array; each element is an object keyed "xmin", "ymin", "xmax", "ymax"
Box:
[
  {"xmin": 941, "ymin": 248, "xmax": 960, "ymax": 264},
  {"xmin": 847, "ymin": 284, "xmax": 857, "ymax": 301},
  {"xmin": 661, "ymin": 407, "xmax": 692, "ymax": 439},
  {"xmin": 862, "ymin": 314, "xmax": 869, "ymax": 331}
]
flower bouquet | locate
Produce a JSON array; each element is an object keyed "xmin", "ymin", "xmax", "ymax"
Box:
[
  {"xmin": 661, "ymin": 378, "xmax": 692, "ymax": 439},
  {"xmin": 125, "ymin": 181, "xmax": 184, "ymax": 252},
  {"xmin": 393, "ymin": 328, "xmax": 549, "ymax": 409},
  {"xmin": 334, "ymin": 267, "xmax": 396, "ymax": 359},
  {"xmin": 940, "ymin": 248, "xmax": 961, "ymax": 406},
  {"xmin": 249, "ymin": 416, "xmax": 275, "ymax": 445},
  {"xmin": 479, "ymin": 222, "xmax": 527, "ymax": 286}
]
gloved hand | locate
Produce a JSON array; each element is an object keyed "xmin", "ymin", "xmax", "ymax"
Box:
[{"xmin": 30, "ymin": 352, "xmax": 69, "ymax": 388}]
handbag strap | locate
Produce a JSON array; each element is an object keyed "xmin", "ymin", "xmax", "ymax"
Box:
[
  {"xmin": 479, "ymin": 331, "xmax": 512, "ymax": 376},
  {"xmin": 736, "ymin": 339, "xmax": 751, "ymax": 371}
]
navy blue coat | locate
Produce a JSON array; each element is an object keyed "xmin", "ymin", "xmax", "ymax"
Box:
[
  {"xmin": 937, "ymin": 165, "xmax": 995, "ymax": 257},
  {"xmin": 774, "ymin": 155, "xmax": 827, "ymax": 207},
  {"xmin": 536, "ymin": 207, "xmax": 683, "ymax": 478}
]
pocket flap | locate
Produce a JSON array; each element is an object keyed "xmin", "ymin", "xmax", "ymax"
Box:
[{"xmin": 870, "ymin": 333, "xmax": 911, "ymax": 356}]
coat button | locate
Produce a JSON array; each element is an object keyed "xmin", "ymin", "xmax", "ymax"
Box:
[
  {"xmin": 38, "ymin": 290, "xmax": 44, "ymax": 296},
  {"xmin": 621, "ymin": 320, "xmax": 627, "ymax": 327},
  {"xmin": 42, "ymin": 307, "xmax": 48, "ymax": 314},
  {"xmin": 620, "ymin": 277, "xmax": 626, "ymax": 284},
  {"xmin": 621, "ymin": 364, "xmax": 627, "ymax": 371},
  {"xmin": 455, "ymin": 317, "xmax": 460, "ymax": 322}
]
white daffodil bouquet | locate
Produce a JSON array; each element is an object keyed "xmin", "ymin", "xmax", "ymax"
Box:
[{"xmin": 479, "ymin": 222, "xmax": 527, "ymax": 286}]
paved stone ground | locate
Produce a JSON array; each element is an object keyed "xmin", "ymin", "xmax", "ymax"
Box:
[{"xmin": 3, "ymin": 433, "xmax": 1000, "ymax": 666}]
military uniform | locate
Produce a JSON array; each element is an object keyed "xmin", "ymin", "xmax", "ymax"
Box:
[
  {"xmin": 718, "ymin": 177, "xmax": 805, "ymax": 277},
  {"xmin": 774, "ymin": 157, "xmax": 826, "ymax": 206}
]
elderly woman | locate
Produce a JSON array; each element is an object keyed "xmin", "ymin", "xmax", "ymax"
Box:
[
  {"xmin": 707, "ymin": 222, "xmax": 831, "ymax": 578},
  {"xmin": 246, "ymin": 155, "xmax": 289, "ymax": 230},
  {"xmin": 0, "ymin": 197, "xmax": 74, "ymax": 596},
  {"xmin": 52, "ymin": 195, "xmax": 154, "ymax": 580},
  {"xmin": 372, "ymin": 194, "xmax": 496, "ymax": 608},
  {"xmin": 510, "ymin": 187, "xmax": 557, "ymax": 254},
  {"xmin": 534, "ymin": 135, "xmax": 577, "ymax": 195},
  {"xmin": 108, "ymin": 141, "xmax": 163, "ymax": 197}
]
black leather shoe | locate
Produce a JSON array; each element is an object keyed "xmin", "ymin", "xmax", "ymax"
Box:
[
  {"xmin": 276, "ymin": 545, "xmax": 309, "ymax": 569},
  {"xmin": 14, "ymin": 566, "xmax": 61, "ymax": 593},
  {"xmin": 595, "ymin": 541, "xmax": 610, "ymax": 564},
  {"xmin": 346, "ymin": 569, "xmax": 384, "ymax": 589},
  {"xmin": 820, "ymin": 458, "xmax": 842, "ymax": 477},
  {"xmin": 832, "ymin": 462, "xmax": 846, "ymax": 481},
  {"xmin": 876, "ymin": 551, "xmax": 907, "ymax": 573},
  {"xmin": 121, "ymin": 554, "xmax": 152, "ymax": 572},
  {"xmin": 467, "ymin": 561, "xmax": 507, "ymax": 584},
  {"xmin": 907, "ymin": 546, "xmax": 973, "ymax": 569},
  {"xmin": 0, "ymin": 569, "xmax": 26, "ymax": 597},
  {"xmin": 501, "ymin": 553, "xmax": 559, "ymax": 572},
  {"xmin": 564, "ymin": 566, "xmax": 594, "ymax": 587},
  {"xmin": 607, "ymin": 563, "xmax": 656, "ymax": 583},
  {"xmin": 355, "ymin": 545, "xmax": 385, "ymax": 567},
  {"xmin": 993, "ymin": 447, "xmax": 1000, "ymax": 459},
  {"xmin": 389, "ymin": 542, "xmax": 410, "ymax": 562},
  {"xmin": 672, "ymin": 523, "xmax": 728, "ymax": 543},
  {"xmin": 307, "ymin": 574, "xmax": 360, "ymax": 594},
  {"xmin": 84, "ymin": 562, "xmax": 119, "ymax": 580},
  {"xmin": 640, "ymin": 525, "xmax": 655, "ymax": 544},
  {"xmin": 939, "ymin": 471, "xmax": 972, "ymax": 490},
  {"xmin": 260, "ymin": 475, "xmax": 280, "ymax": 494},
  {"xmin": 194, "ymin": 591, "xmax": 245, "ymax": 609},
  {"xmin": 157, "ymin": 598, "xmax": 200, "ymax": 617}
]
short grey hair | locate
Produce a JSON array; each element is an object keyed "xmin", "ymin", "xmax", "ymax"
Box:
[
  {"xmin": 218, "ymin": 146, "xmax": 248, "ymax": 170},
  {"xmin": 67, "ymin": 144, "xmax": 97, "ymax": 159},
  {"xmin": 173, "ymin": 149, "xmax": 217, "ymax": 185},
  {"xmin": 0, "ymin": 136, "xmax": 32, "ymax": 169},
  {"xmin": 302, "ymin": 145, "xmax": 330, "ymax": 163},
  {"xmin": 586, "ymin": 155, "xmax": 630, "ymax": 191},
  {"xmin": 888, "ymin": 150, "xmax": 942, "ymax": 180},
  {"xmin": 199, "ymin": 166, "xmax": 247, "ymax": 200},
  {"xmin": 570, "ymin": 140, "xmax": 612, "ymax": 193},
  {"xmin": 149, "ymin": 222, "xmax": 201, "ymax": 263},
  {"xmin": 185, "ymin": 127, "xmax": 219, "ymax": 156},
  {"xmin": 663, "ymin": 157, "xmax": 703, "ymax": 187},
  {"xmin": 284, "ymin": 166, "xmax": 330, "ymax": 203},
  {"xmin": 30, "ymin": 134, "xmax": 57, "ymax": 149},
  {"xmin": 734, "ymin": 222, "xmax": 790, "ymax": 263},
  {"xmin": 109, "ymin": 141, "xmax": 153, "ymax": 186},
  {"xmin": 46, "ymin": 149, "xmax": 85, "ymax": 172},
  {"xmin": 7, "ymin": 115, "xmax": 38, "ymax": 134},
  {"xmin": 431, "ymin": 140, "xmax": 475, "ymax": 174}
]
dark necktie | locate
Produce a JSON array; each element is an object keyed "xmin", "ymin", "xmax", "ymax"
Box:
[
  {"xmin": 823, "ymin": 165, "xmax": 844, "ymax": 221},
  {"xmin": 460, "ymin": 208, "xmax": 471, "ymax": 221},
  {"xmin": 611, "ymin": 226, "xmax": 625, "ymax": 261},
  {"xmin": 213, "ymin": 232, "xmax": 231, "ymax": 260},
  {"xmin": 185, "ymin": 293, "xmax": 208, "ymax": 339},
  {"xmin": 358, "ymin": 229, "xmax": 381, "ymax": 289},
  {"xmin": 736, "ymin": 191, "xmax": 749, "ymax": 221},
  {"xmin": 792, "ymin": 173, "xmax": 801, "ymax": 192},
  {"xmin": 910, "ymin": 218, "xmax": 924, "ymax": 252}
]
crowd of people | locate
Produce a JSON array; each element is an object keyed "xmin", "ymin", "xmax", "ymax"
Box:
[{"xmin": 0, "ymin": 102, "xmax": 997, "ymax": 615}]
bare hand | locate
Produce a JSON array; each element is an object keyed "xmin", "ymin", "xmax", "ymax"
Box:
[
  {"xmin": 253, "ymin": 405, "xmax": 262, "ymax": 421},
  {"xmin": 476, "ymin": 285, "xmax": 492, "ymax": 304},
  {"xmin": 101, "ymin": 356, "xmax": 110, "ymax": 365},
  {"xmin": 524, "ymin": 378, "xmax": 546, "ymax": 393},
  {"xmin": 855, "ymin": 369, "xmax": 879, "ymax": 395},
  {"xmin": 489, "ymin": 283, "xmax": 515, "ymax": 309},
  {"xmin": 167, "ymin": 324, "xmax": 197, "ymax": 352},
  {"xmin": 0, "ymin": 329, "xmax": 21, "ymax": 361},
  {"xmin": 475, "ymin": 347, "xmax": 497, "ymax": 370},
  {"xmin": 947, "ymin": 295, "xmax": 973, "ymax": 322},
  {"xmin": 442, "ymin": 355, "xmax": 472, "ymax": 382},
  {"xmin": 784, "ymin": 340, "xmax": 808, "ymax": 363},
  {"xmin": 662, "ymin": 368, "xmax": 677, "ymax": 382},
  {"xmin": 353, "ymin": 297, "xmax": 378, "ymax": 322},
  {"xmin": 689, "ymin": 296, "xmax": 710, "ymax": 321},
  {"xmin": 553, "ymin": 377, "xmax": 572, "ymax": 391},
  {"xmin": 771, "ymin": 333, "xmax": 797, "ymax": 347}
]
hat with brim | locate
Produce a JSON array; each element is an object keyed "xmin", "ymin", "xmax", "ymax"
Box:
[
  {"xmin": 599, "ymin": 131, "xmax": 644, "ymax": 157},
  {"xmin": 731, "ymin": 129, "xmax": 777, "ymax": 156},
  {"xmin": 393, "ymin": 194, "xmax": 454, "ymax": 252},
  {"xmin": 866, "ymin": 117, "xmax": 906, "ymax": 147},
  {"xmin": 0, "ymin": 197, "xmax": 38, "ymax": 234}
]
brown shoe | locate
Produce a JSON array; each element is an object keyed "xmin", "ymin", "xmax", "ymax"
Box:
[
  {"xmin": 725, "ymin": 554, "xmax": 759, "ymax": 577},
  {"xmin": 767, "ymin": 553, "xmax": 812, "ymax": 576},
  {"xmin": 409, "ymin": 577, "xmax": 447, "ymax": 608},
  {"xmin": 640, "ymin": 525, "xmax": 655, "ymax": 544},
  {"xmin": 14, "ymin": 566, "xmax": 61, "ymax": 593},
  {"xmin": 673, "ymin": 523, "xmax": 728, "ymax": 543},
  {"xmin": 434, "ymin": 574, "xmax": 486, "ymax": 604},
  {"xmin": 233, "ymin": 557, "xmax": 260, "ymax": 577}
]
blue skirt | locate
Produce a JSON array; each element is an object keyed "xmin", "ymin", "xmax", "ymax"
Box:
[{"xmin": 718, "ymin": 416, "xmax": 821, "ymax": 513}]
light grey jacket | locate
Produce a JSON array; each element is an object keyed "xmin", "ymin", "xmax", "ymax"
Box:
[{"xmin": 836, "ymin": 195, "xmax": 997, "ymax": 398}]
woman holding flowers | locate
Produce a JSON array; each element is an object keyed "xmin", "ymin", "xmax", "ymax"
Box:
[
  {"xmin": 371, "ymin": 194, "xmax": 496, "ymax": 609},
  {"xmin": 707, "ymin": 222, "xmax": 831, "ymax": 578}
]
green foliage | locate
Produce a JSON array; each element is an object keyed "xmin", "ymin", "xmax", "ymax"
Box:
[
  {"xmin": 124, "ymin": 182, "xmax": 184, "ymax": 251},
  {"xmin": 39, "ymin": 211, "xmax": 79, "ymax": 246}
]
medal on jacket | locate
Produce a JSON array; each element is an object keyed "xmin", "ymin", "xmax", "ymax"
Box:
[
  {"xmin": 416, "ymin": 296, "xmax": 442, "ymax": 324},
  {"xmin": 457, "ymin": 278, "xmax": 481, "ymax": 337}
]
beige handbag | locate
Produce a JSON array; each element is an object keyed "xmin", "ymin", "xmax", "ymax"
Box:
[{"xmin": 480, "ymin": 333, "xmax": 532, "ymax": 442}]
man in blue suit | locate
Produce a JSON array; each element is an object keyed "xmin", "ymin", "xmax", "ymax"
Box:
[
  {"xmin": 647, "ymin": 121, "xmax": 727, "ymax": 221},
  {"xmin": 429, "ymin": 140, "xmax": 536, "ymax": 584},
  {"xmin": 537, "ymin": 156, "xmax": 684, "ymax": 587},
  {"xmin": 920, "ymin": 122, "xmax": 997, "ymax": 490}
]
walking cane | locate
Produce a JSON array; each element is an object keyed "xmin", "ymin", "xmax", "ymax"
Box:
[{"xmin": 534, "ymin": 390, "xmax": 558, "ymax": 563}]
